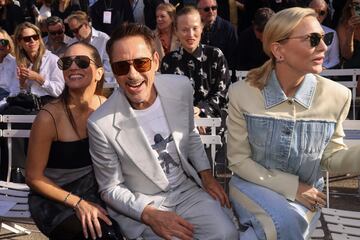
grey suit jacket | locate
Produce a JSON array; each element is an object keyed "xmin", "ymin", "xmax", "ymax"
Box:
[{"xmin": 88, "ymin": 74, "xmax": 211, "ymax": 238}]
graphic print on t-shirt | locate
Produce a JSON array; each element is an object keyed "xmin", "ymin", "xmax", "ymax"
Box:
[{"xmin": 151, "ymin": 134, "xmax": 179, "ymax": 174}]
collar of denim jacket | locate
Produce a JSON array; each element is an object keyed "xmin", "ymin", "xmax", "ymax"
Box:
[{"xmin": 262, "ymin": 70, "xmax": 317, "ymax": 109}]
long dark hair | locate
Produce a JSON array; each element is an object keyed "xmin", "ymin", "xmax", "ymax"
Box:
[{"xmin": 60, "ymin": 42, "xmax": 104, "ymax": 138}]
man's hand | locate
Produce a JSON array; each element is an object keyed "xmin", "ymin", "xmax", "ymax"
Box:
[
  {"xmin": 199, "ymin": 169, "xmax": 230, "ymax": 208},
  {"xmin": 194, "ymin": 107, "xmax": 207, "ymax": 134},
  {"xmin": 141, "ymin": 206, "xmax": 194, "ymax": 240}
]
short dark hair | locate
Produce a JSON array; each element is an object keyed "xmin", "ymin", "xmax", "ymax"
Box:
[
  {"xmin": 46, "ymin": 16, "xmax": 64, "ymax": 27},
  {"xmin": 106, "ymin": 23, "xmax": 156, "ymax": 61},
  {"xmin": 253, "ymin": 8, "xmax": 275, "ymax": 33}
]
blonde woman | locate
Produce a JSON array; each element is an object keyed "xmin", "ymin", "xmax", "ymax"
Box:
[
  {"xmin": 154, "ymin": 3, "xmax": 180, "ymax": 61},
  {"xmin": 14, "ymin": 22, "xmax": 64, "ymax": 103},
  {"xmin": 0, "ymin": 28, "xmax": 18, "ymax": 100},
  {"xmin": 228, "ymin": 7, "xmax": 360, "ymax": 239}
]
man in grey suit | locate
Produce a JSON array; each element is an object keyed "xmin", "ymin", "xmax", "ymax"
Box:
[{"xmin": 88, "ymin": 23, "xmax": 238, "ymax": 240}]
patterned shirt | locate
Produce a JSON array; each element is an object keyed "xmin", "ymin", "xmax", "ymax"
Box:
[{"xmin": 160, "ymin": 44, "xmax": 230, "ymax": 119}]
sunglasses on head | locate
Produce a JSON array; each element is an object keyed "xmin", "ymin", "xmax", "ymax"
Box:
[
  {"xmin": 57, "ymin": 55, "xmax": 97, "ymax": 71},
  {"xmin": 0, "ymin": 39, "xmax": 9, "ymax": 47},
  {"xmin": 280, "ymin": 32, "xmax": 331, "ymax": 48},
  {"xmin": 49, "ymin": 30, "xmax": 64, "ymax": 36},
  {"xmin": 21, "ymin": 34, "xmax": 40, "ymax": 43},
  {"xmin": 111, "ymin": 57, "xmax": 152, "ymax": 76},
  {"xmin": 71, "ymin": 24, "xmax": 84, "ymax": 34},
  {"xmin": 201, "ymin": 5, "xmax": 217, "ymax": 12}
]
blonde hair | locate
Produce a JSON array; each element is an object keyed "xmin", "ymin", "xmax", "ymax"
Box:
[
  {"xmin": 0, "ymin": 28, "xmax": 15, "ymax": 56},
  {"xmin": 65, "ymin": 10, "xmax": 89, "ymax": 25},
  {"xmin": 14, "ymin": 22, "xmax": 46, "ymax": 72},
  {"xmin": 156, "ymin": 3, "xmax": 176, "ymax": 30},
  {"xmin": 247, "ymin": 7, "xmax": 317, "ymax": 89}
]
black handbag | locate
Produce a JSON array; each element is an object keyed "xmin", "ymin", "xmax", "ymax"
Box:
[{"xmin": 6, "ymin": 92, "xmax": 42, "ymax": 111}]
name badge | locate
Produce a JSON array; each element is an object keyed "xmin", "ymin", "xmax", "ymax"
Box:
[{"xmin": 103, "ymin": 11, "xmax": 112, "ymax": 24}]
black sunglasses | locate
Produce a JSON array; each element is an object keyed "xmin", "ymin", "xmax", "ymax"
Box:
[
  {"xmin": 71, "ymin": 24, "xmax": 84, "ymax": 34},
  {"xmin": 21, "ymin": 34, "xmax": 40, "ymax": 43},
  {"xmin": 279, "ymin": 32, "xmax": 332, "ymax": 48},
  {"xmin": 0, "ymin": 39, "xmax": 9, "ymax": 47},
  {"xmin": 57, "ymin": 55, "xmax": 97, "ymax": 71},
  {"xmin": 201, "ymin": 5, "xmax": 217, "ymax": 12},
  {"xmin": 111, "ymin": 57, "xmax": 152, "ymax": 76},
  {"xmin": 49, "ymin": 30, "xmax": 64, "ymax": 36}
]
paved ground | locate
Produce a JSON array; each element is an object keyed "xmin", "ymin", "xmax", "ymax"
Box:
[{"xmin": 1, "ymin": 176, "xmax": 358, "ymax": 240}]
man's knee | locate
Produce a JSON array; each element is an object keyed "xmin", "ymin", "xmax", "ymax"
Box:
[{"xmin": 210, "ymin": 220, "xmax": 238, "ymax": 240}]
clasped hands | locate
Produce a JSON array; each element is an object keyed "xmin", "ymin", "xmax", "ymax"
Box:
[
  {"xmin": 141, "ymin": 170, "xmax": 229, "ymax": 240},
  {"xmin": 17, "ymin": 65, "xmax": 43, "ymax": 87},
  {"xmin": 296, "ymin": 182, "xmax": 326, "ymax": 212}
]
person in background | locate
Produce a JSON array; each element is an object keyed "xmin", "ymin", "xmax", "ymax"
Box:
[
  {"xmin": 51, "ymin": 0, "xmax": 80, "ymax": 23},
  {"xmin": 130, "ymin": 0, "xmax": 164, "ymax": 30},
  {"xmin": 89, "ymin": 0, "xmax": 134, "ymax": 36},
  {"xmin": 161, "ymin": 6, "xmax": 230, "ymax": 134},
  {"xmin": 337, "ymin": 0, "xmax": 360, "ymax": 69},
  {"xmin": 309, "ymin": 0, "xmax": 340, "ymax": 69},
  {"xmin": 88, "ymin": 22, "xmax": 237, "ymax": 240},
  {"xmin": 26, "ymin": 42, "xmax": 121, "ymax": 240},
  {"xmin": 154, "ymin": 2, "xmax": 180, "ymax": 61},
  {"xmin": 51, "ymin": 0, "xmax": 81, "ymax": 36},
  {"xmin": 197, "ymin": 0, "xmax": 237, "ymax": 69},
  {"xmin": 44, "ymin": 16, "xmax": 73, "ymax": 57},
  {"xmin": 14, "ymin": 22, "xmax": 64, "ymax": 101},
  {"xmin": 66, "ymin": 11, "xmax": 115, "ymax": 84},
  {"xmin": 228, "ymin": 7, "xmax": 360, "ymax": 239},
  {"xmin": 236, "ymin": 7, "xmax": 274, "ymax": 71},
  {"xmin": 0, "ymin": 28, "xmax": 19, "ymax": 100},
  {"xmin": 0, "ymin": 0, "xmax": 25, "ymax": 35}
]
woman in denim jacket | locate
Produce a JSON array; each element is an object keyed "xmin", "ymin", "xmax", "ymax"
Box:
[{"xmin": 227, "ymin": 7, "xmax": 360, "ymax": 240}]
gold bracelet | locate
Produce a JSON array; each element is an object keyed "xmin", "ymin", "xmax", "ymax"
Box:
[
  {"xmin": 63, "ymin": 192, "xmax": 72, "ymax": 204},
  {"xmin": 73, "ymin": 197, "xmax": 83, "ymax": 209}
]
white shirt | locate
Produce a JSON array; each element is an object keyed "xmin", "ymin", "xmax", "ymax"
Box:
[
  {"xmin": 134, "ymin": 96, "xmax": 187, "ymax": 189},
  {"xmin": 0, "ymin": 54, "xmax": 20, "ymax": 96},
  {"xmin": 322, "ymin": 24, "xmax": 340, "ymax": 69},
  {"xmin": 68, "ymin": 27, "xmax": 115, "ymax": 83},
  {"xmin": 28, "ymin": 50, "xmax": 65, "ymax": 97}
]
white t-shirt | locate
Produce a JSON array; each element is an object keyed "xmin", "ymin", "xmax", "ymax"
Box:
[{"xmin": 134, "ymin": 96, "xmax": 187, "ymax": 189}]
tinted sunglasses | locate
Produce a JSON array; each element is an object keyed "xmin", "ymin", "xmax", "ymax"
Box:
[
  {"xmin": 202, "ymin": 5, "xmax": 217, "ymax": 12},
  {"xmin": 111, "ymin": 57, "xmax": 152, "ymax": 76},
  {"xmin": 49, "ymin": 30, "xmax": 64, "ymax": 36},
  {"xmin": 279, "ymin": 32, "xmax": 331, "ymax": 48},
  {"xmin": 0, "ymin": 39, "xmax": 9, "ymax": 47},
  {"xmin": 57, "ymin": 55, "xmax": 97, "ymax": 71},
  {"xmin": 71, "ymin": 24, "xmax": 84, "ymax": 34},
  {"xmin": 316, "ymin": 10, "xmax": 327, "ymax": 16},
  {"xmin": 21, "ymin": 34, "xmax": 40, "ymax": 43}
]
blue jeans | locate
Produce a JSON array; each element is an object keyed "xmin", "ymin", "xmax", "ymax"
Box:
[{"xmin": 229, "ymin": 176, "xmax": 320, "ymax": 240}]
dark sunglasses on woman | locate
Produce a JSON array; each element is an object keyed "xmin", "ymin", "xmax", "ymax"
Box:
[
  {"xmin": 111, "ymin": 57, "xmax": 152, "ymax": 76},
  {"xmin": 0, "ymin": 39, "xmax": 9, "ymax": 47},
  {"xmin": 279, "ymin": 32, "xmax": 332, "ymax": 48},
  {"xmin": 57, "ymin": 55, "xmax": 97, "ymax": 71},
  {"xmin": 21, "ymin": 34, "xmax": 40, "ymax": 43}
]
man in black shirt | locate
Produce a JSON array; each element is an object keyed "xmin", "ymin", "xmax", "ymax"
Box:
[{"xmin": 236, "ymin": 7, "xmax": 274, "ymax": 70}]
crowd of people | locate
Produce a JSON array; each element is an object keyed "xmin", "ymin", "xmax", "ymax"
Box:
[{"xmin": 1, "ymin": 0, "xmax": 360, "ymax": 240}]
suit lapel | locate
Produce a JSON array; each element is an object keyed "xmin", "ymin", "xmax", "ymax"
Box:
[{"xmin": 113, "ymin": 90, "xmax": 169, "ymax": 191}]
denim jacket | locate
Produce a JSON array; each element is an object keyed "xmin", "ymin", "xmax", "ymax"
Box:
[{"xmin": 227, "ymin": 70, "xmax": 360, "ymax": 201}]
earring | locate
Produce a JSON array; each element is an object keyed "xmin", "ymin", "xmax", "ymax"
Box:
[{"xmin": 276, "ymin": 56, "xmax": 284, "ymax": 63}]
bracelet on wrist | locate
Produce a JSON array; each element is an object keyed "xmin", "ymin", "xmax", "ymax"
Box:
[
  {"xmin": 73, "ymin": 197, "xmax": 83, "ymax": 209},
  {"xmin": 64, "ymin": 192, "xmax": 71, "ymax": 205}
]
